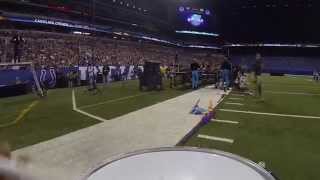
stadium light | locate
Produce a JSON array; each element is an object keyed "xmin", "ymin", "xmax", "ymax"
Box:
[
  {"xmin": 73, "ymin": 31, "xmax": 90, "ymax": 35},
  {"xmin": 224, "ymin": 43, "xmax": 320, "ymax": 48},
  {"xmin": 186, "ymin": 45, "xmax": 221, "ymax": 49},
  {"xmin": 175, "ymin": 30, "xmax": 219, "ymax": 37}
]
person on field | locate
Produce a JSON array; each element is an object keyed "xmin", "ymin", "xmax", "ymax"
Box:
[
  {"xmin": 190, "ymin": 60, "xmax": 200, "ymax": 89},
  {"xmin": 220, "ymin": 58, "xmax": 232, "ymax": 90},
  {"xmin": 254, "ymin": 53, "xmax": 262, "ymax": 80},
  {"xmin": 253, "ymin": 53, "xmax": 263, "ymax": 97},
  {"xmin": 102, "ymin": 64, "xmax": 110, "ymax": 84},
  {"xmin": 313, "ymin": 69, "xmax": 319, "ymax": 82},
  {"xmin": 87, "ymin": 63, "xmax": 96, "ymax": 90}
]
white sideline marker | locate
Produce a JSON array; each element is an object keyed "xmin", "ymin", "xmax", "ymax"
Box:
[
  {"xmin": 229, "ymin": 97, "xmax": 244, "ymax": 100},
  {"xmin": 198, "ymin": 134, "xmax": 234, "ymax": 144},
  {"xmin": 219, "ymin": 109, "xmax": 320, "ymax": 119},
  {"xmin": 231, "ymin": 94, "xmax": 245, "ymax": 97},
  {"xmin": 225, "ymin": 102, "xmax": 244, "ymax": 106},
  {"xmin": 212, "ymin": 119, "xmax": 239, "ymax": 124},
  {"xmin": 72, "ymin": 90, "xmax": 107, "ymax": 122}
]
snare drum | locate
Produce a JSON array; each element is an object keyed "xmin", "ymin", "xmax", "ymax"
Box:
[{"xmin": 82, "ymin": 147, "xmax": 276, "ymax": 180}]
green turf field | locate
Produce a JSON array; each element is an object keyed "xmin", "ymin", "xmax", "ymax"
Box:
[
  {"xmin": 0, "ymin": 80, "xmax": 188, "ymax": 150},
  {"xmin": 185, "ymin": 75, "xmax": 320, "ymax": 180}
]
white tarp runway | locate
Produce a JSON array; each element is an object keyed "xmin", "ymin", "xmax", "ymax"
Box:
[{"xmin": 14, "ymin": 88, "xmax": 225, "ymax": 180}]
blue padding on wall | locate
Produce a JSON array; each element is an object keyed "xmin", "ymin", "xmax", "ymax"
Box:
[{"xmin": 0, "ymin": 70, "xmax": 33, "ymax": 85}]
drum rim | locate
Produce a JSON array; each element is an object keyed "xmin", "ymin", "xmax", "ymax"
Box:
[{"xmin": 81, "ymin": 147, "xmax": 276, "ymax": 180}]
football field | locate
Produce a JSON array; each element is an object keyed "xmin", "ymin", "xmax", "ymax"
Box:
[
  {"xmin": 185, "ymin": 75, "xmax": 320, "ymax": 180},
  {"xmin": 1, "ymin": 75, "xmax": 320, "ymax": 180},
  {"xmin": 0, "ymin": 80, "xmax": 189, "ymax": 150}
]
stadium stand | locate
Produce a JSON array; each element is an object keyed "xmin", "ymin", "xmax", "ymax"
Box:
[
  {"xmin": 0, "ymin": 30, "xmax": 224, "ymax": 89},
  {"xmin": 231, "ymin": 55, "xmax": 320, "ymax": 75},
  {"xmin": 0, "ymin": 30, "xmax": 222, "ymax": 66}
]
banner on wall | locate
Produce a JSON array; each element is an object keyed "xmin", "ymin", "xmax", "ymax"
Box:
[{"xmin": 5, "ymin": 15, "xmax": 112, "ymax": 32}]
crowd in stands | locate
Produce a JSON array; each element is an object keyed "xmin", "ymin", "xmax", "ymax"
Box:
[{"xmin": 0, "ymin": 30, "xmax": 225, "ymax": 70}]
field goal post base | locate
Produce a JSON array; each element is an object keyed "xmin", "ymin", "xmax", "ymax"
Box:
[{"xmin": 0, "ymin": 62, "xmax": 44, "ymax": 97}]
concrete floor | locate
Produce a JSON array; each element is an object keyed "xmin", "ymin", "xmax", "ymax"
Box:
[{"xmin": 13, "ymin": 87, "xmax": 225, "ymax": 180}]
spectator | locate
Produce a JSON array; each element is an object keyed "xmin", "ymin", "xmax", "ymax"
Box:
[{"xmin": 10, "ymin": 34, "xmax": 24, "ymax": 63}]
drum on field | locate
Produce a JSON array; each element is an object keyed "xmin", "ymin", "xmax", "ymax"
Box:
[{"xmin": 82, "ymin": 147, "xmax": 276, "ymax": 180}]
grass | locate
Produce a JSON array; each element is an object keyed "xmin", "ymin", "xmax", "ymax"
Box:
[
  {"xmin": 185, "ymin": 75, "xmax": 320, "ymax": 180},
  {"xmin": 0, "ymin": 80, "xmax": 189, "ymax": 150},
  {"xmin": 2, "ymin": 75, "xmax": 319, "ymax": 180},
  {"xmin": 75, "ymin": 80, "xmax": 189, "ymax": 120}
]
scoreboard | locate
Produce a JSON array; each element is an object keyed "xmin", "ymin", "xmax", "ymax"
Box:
[{"xmin": 172, "ymin": 5, "xmax": 219, "ymax": 35}]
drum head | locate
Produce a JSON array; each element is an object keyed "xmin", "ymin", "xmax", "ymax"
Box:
[{"xmin": 83, "ymin": 147, "xmax": 275, "ymax": 180}]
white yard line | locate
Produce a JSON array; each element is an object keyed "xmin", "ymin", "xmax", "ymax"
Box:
[
  {"xmin": 264, "ymin": 84, "xmax": 320, "ymax": 89},
  {"xmin": 231, "ymin": 94, "xmax": 245, "ymax": 97},
  {"xmin": 78, "ymin": 93, "xmax": 150, "ymax": 109},
  {"xmin": 212, "ymin": 119, "xmax": 239, "ymax": 124},
  {"xmin": 198, "ymin": 134, "xmax": 234, "ymax": 144},
  {"xmin": 225, "ymin": 102, "xmax": 244, "ymax": 106},
  {"xmin": 286, "ymin": 74, "xmax": 312, "ymax": 78},
  {"xmin": 72, "ymin": 89, "xmax": 106, "ymax": 122},
  {"xmin": 265, "ymin": 91, "xmax": 320, "ymax": 96},
  {"xmin": 219, "ymin": 109, "xmax": 320, "ymax": 119},
  {"xmin": 229, "ymin": 97, "xmax": 244, "ymax": 100}
]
